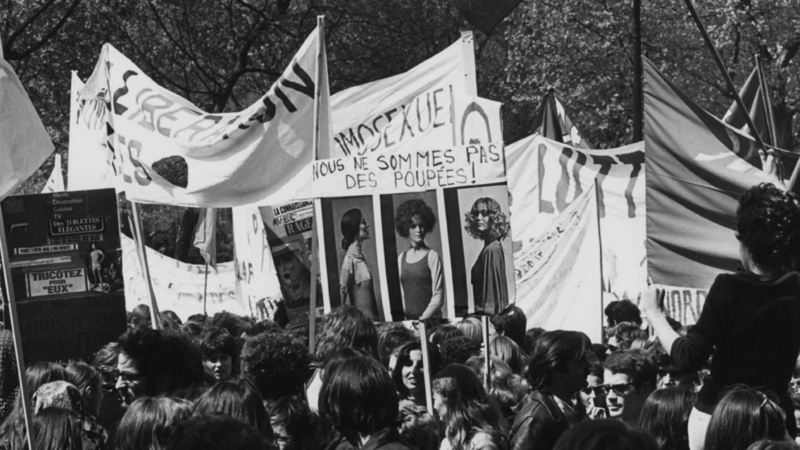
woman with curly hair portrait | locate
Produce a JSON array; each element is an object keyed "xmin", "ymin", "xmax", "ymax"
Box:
[
  {"xmin": 465, "ymin": 197, "xmax": 510, "ymax": 315},
  {"xmin": 395, "ymin": 199, "xmax": 444, "ymax": 320},
  {"xmin": 339, "ymin": 208, "xmax": 380, "ymax": 320}
]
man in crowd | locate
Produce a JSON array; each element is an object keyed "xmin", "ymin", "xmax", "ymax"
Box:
[{"xmin": 603, "ymin": 349, "xmax": 656, "ymax": 425}]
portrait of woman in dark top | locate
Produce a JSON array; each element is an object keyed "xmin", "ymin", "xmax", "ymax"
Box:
[
  {"xmin": 395, "ymin": 199, "xmax": 444, "ymax": 320},
  {"xmin": 464, "ymin": 197, "xmax": 510, "ymax": 315},
  {"xmin": 339, "ymin": 208, "xmax": 380, "ymax": 321}
]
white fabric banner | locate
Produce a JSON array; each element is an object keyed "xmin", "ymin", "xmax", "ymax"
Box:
[
  {"xmin": 507, "ymin": 135, "xmax": 647, "ymax": 305},
  {"xmin": 67, "ymin": 72, "xmax": 115, "ymax": 191},
  {"xmin": 232, "ymin": 205, "xmax": 283, "ymax": 320},
  {"xmin": 41, "ymin": 153, "xmax": 65, "ymax": 193},
  {"xmin": 0, "ymin": 56, "xmax": 53, "ymax": 200},
  {"xmin": 121, "ymin": 235, "xmax": 244, "ymax": 321},
  {"xmin": 514, "ymin": 187, "xmax": 603, "ymax": 342},
  {"xmin": 78, "ymin": 26, "xmax": 329, "ymax": 207},
  {"xmin": 330, "ymin": 36, "xmax": 469, "ymax": 158}
]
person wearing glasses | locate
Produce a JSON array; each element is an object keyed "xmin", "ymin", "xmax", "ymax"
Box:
[
  {"xmin": 578, "ymin": 362, "xmax": 608, "ymax": 420},
  {"xmin": 509, "ymin": 330, "xmax": 594, "ymax": 450},
  {"xmin": 602, "ymin": 349, "xmax": 657, "ymax": 425},
  {"xmin": 464, "ymin": 197, "xmax": 510, "ymax": 315}
]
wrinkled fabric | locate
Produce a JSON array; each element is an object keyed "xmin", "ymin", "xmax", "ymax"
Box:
[{"xmin": 32, "ymin": 380, "xmax": 83, "ymax": 414}]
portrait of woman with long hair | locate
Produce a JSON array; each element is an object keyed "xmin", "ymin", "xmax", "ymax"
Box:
[
  {"xmin": 339, "ymin": 208, "xmax": 380, "ymax": 320},
  {"xmin": 464, "ymin": 197, "xmax": 510, "ymax": 315},
  {"xmin": 395, "ymin": 198, "xmax": 444, "ymax": 320}
]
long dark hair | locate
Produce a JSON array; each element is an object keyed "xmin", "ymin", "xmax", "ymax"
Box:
[
  {"xmin": 315, "ymin": 305, "xmax": 379, "ymax": 363},
  {"xmin": 112, "ymin": 396, "xmax": 193, "ymax": 450},
  {"xmin": 193, "ymin": 379, "xmax": 272, "ymax": 439},
  {"xmin": 65, "ymin": 361, "xmax": 103, "ymax": 417},
  {"xmin": 341, "ymin": 208, "xmax": 363, "ymax": 250},
  {"xmin": 637, "ymin": 386, "xmax": 696, "ymax": 450},
  {"xmin": 432, "ymin": 364, "xmax": 506, "ymax": 450},
  {"xmin": 527, "ymin": 330, "xmax": 592, "ymax": 391},
  {"xmin": 33, "ymin": 407, "xmax": 84, "ymax": 450},
  {"xmin": 704, "ymin": 387, "xmax": 787, "ymax": 450}
]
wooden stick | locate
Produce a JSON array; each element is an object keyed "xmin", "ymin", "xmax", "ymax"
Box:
[
  {"xmin": 418, "ymin": 321, "xmax": 434, "ymax": 413},
  {"xmin": 130, "ymin": 201, "xmax": 161, "ymax": 329},
  {"xmin": 482, "ymin": 315, "xmax": 491, "ymax": 391}
]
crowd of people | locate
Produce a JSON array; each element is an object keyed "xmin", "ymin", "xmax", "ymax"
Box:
[{"xmin": 0, "ymin": 180, "xmax": 799, "ymax": 450}]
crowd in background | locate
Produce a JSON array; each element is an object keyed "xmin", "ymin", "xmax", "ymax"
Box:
[{"xmin": 0, "ymin": 181, "xmax": 800, "ymax": 450}]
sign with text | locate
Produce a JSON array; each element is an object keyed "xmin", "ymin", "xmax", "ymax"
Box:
[
  {"xmin": 312, "ymin": 143, "xmax": 506, "ymax": 197},
  {"xmin": 1, "ymin": 189, "xmax": 126, "ymax": 362}
]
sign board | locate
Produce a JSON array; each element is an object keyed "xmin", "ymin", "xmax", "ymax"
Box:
[{"xmin": 1, "ymin": 189, "xmax": 126, "ymax": 362}]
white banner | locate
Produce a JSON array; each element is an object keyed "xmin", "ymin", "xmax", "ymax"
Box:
[
  {"xmin": 232, "ymin": 205, "xmax": 283, "ymax": 320},
  {"xmin": 121, "ymin": 235, "xmax": 243, "ymax": 321},
  {"xmin": 330, "ymin": 35, "xmax": 470, "ymax": 158},
  {"xmin": 507, "ymin": 135, "xmax": 647, "ymax": 304},
  {"xmin": 78, "ymin": 26, "xmax": 329, "ymax": 207},
  {"xmin": 312, "ymin": 142, "xmax": 506, "ymax": 197},
  {"xmin": 67, "ymin": 72, "xmax": 115, "ymax": 191},
  {"xmin": 514, "ymin": 188, "xmax": 602, "ymax": 342}
]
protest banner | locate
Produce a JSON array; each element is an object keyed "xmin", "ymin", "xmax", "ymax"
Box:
[
  {"xmin": 506, "ymin": 134, "xmax": 647, "ymax": 308},
  {"xmin": 330, "ymin": 33, "xmax": 475, "ymax": 157},
  {"xmin": 232, "ymin": 206, "xmax": 284, "ymax": 323},
  {"xmin": 533, "ymin": 90, "xmax": 593, "ymax": 150},
  {"xmin": 0, "ymin": 189, "xmax": 126, "ymax": 362},
  {"xmin": 121, "ymin": 235, "xmax": 242, "ymax": 321},
  {"xmin": 78, "ymin": 25, "xmax": 330, "ymax": 207},
  {"xmin": 260, "ymin": 200, "xmax": 323, "ymax": 322},
  {"xmin": 67, "ymin": 72, "xmax": 115, "ymax": 192},
  {"xmin": 513, "ymin": 186, "xmax": 603, "ymax": 342},
  {"xmin": 313, "ymin": 139, "xmax": 513, "ymax": 319}
]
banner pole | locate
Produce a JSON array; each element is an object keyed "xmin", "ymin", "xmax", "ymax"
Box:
[
  {"xmin": 632, "ymin": 0, "xmax": 643, "ymax": 142},
  {"xmin": 460, "ymin": 31, "xmax": 478, "ymax": 96},
  {"xmin": 418, "ymin": 321, "xmax": 434, "ymax": 413},
  {"xmin": 482, "ymin": 315, "xmax": 491, "ymax": 391},
  {"xmin": 0, "ymin": 207, "xmax": 35, "ymax": 450},
  {"xmin": 203, "ymin": 263, "xmax": 209, "ymax": 316},
  {"xmin": 595, "ymin": 180, "xmax": 605, "ymax": 342},
  {"xmin": 755, "ymin": 56, "xmax": 778, "ymax": 147},
  {"xmin": 682, "ymin": 0, "xmax": 768, "ymax": 153},
  {"xmin": 308, "ymin": 224, "xmax": 319, "ymax": 353},
  {"xmin": 130, "ymin": 201, "xmax": 161, "ymax": 329}
]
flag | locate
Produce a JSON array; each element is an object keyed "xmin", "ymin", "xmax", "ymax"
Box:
[
  {"xmin": 330, "ymin": 34, "xmax": 472, "ymax": 157},
  {"xmin": 514, "ymin": 187, "xmax": 603, "ymax": 342},
  {"xmin": 532, "ymin": 90, "xmax": 593, "ymax": 150},
  {"xmin": 0, "ymin": 55, "xmax": 54, "ymax": 200},
  {"xmin": 193, "ymin": 208, "xmax": 217, "ymax": 268},
  {"xmin": 722, "ymin": 66, "xmax": 774, "ymax": 146},
  {"xmin": 78, "ymin": 25, "xmax": 329, "ymax": 207},
  {"xmin": 644, "ymin": 57, "xmax": 776, "ymax": 289},
  {"xmin": 232, "ymin": 205, "xmax": 282, "ymax": 319},
  {"xmin": 450, "ymin": 0, "xmax": 525, "ymax": 34},
  {"xmin": 41, "ymin": 153, "xmax": 65, "ymax": 193},
  {"xmin": 67, "ymin": 71, "xmax": 115, "ymax": 191}
]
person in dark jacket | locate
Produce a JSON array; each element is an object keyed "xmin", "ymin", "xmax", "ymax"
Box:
[{"xmin": 509, "ymin": 330, "xmax": 593, "ymax": 450}]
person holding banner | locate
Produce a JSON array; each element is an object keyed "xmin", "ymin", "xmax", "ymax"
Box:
[
  {"xmin": 395, "ymin": 199, "xmax": 444, "ymax": 320},
  {"xmin": 339, "ymin": 209, "xmax": 380, "ymax": 320},
  {"xmin": 465, "ymin": 197, "xmax": 510, "ymax": 315}
]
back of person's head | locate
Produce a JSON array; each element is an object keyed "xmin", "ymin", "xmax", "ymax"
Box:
[
  {"xmin": 608, "ymin": 321, "xmax": 647, "ymax": 351},
  {"xmin": 319, "ymin": 354, "xmax": 399, "ymax": 437},
  {"xmin": 167, "ymin": 414, "xmax": 274, "ymax": 450},
  {"xmin": 524, "ymin": 327, "xmax": 545, "ymax": 355},
  {"xmin": 180, "ymin": 321, "xmax": 204, "ymax": 337},
  {"xmin": 267, "ymin": 394, "xmax": 315, "ymax": 450},
  {"xmin": 199, "ymin": 327, "xmax": 240, "ymax": 377},
  {"xmin": 491, "ymin": 306, "xmax": 527, "ymax": 350},
  {"xmin": 65, "ymin": 361, "xmax": 103, "ymax": 416},
  {"xmin": 32, "ymin": 381, "xmax": 83, "ymax": 415},
  {"xmin": 489, "ymin": 335, "xmax": 524, "ymax": 374},
  {"xmin": 440, "ymin": 335, "xmax": 481, "ymax": 366},
  {"xmin": 118, "ymin": 326, "xmax": 204, "ymax": 395},
  {"xmin": 193, "ymin": 379, "xmax": 272, "ymax": 439},
  {"xmin": 33, "ymin": 407, "xmax": 84, "ymax": 450},
  {"xmin": 241, "ymin": 330, "xmax": 311, "ymax": 401},
  {"xmin": 209, "ymin": 311, "xmax": 251, "ymax": 337},
  {"xmin": 26, "ymin": 361, "xmax": 69, "ymax": 394},
  {"xmin": 129, "ymin": 304, "xmax": 152, "ymax": 328},
  {"xmin": 398, "ymin": 400, "xmax": 439, "ymax": 450},
  {"xmin": 736, "ymin": 183, "xmax": 800, "ymax": 270},
  {"xmin": 465, "ymin": 355, "xmax": 513, "ymax": 382},
  {"xmin": 429, "ymin": 324, "xmax": 464, "ymax": 349},
  {"xmin": 488, "ymin": 371, "xmax": 529, "ymax": 422},
  {"xmin": 245, "ymin": 320, "xmax": 280, "ymax": 337},
  {"xmin": 746, "ymin": 440, "xmax": 800, "ymax": 450},
  {"xmin": 603, "ymin": 349, "xmax": 657, "ymax": 390},
  {"xmin": 604, "ymin": 300, "xmax": 643, "ymax": 327},
  {"xmin": 637, "ymin": 386, "xmax": 696, "ymax": 450},
  {"xmin": 377, "ymin": 322, "xmax": 416, "ymax": 369},
  {"xmin": 315, "ymin": 305, "xmax": 379, "ymax": 363},
  {"xmin": 554, "ymin": 419, "xmax": 658, "ymax": 450},
  {"xmin": 705, "ymin": 387, "xmax": 788, "ymax": 450},
  {"xmin": 113, "ymin": 396, "xmax": 193, "ymax": 450},
  {"xmin": 455, "ymin": 317, "xmax": 483, "ymax": 345},
  {"xmin": 527, "ymin": 330, "xmax": 592, "ymax": 390},
  {"xmin": 161, "ymin": 310, "xmax": 182, "ymax": 326}
]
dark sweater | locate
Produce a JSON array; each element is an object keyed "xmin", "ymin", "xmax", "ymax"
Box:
[{"xmin": 670, "ymin": 271, "xmax": 800, "ymax": 419}]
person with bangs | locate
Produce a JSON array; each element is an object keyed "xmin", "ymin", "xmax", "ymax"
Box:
[
  {"xmin": 199, "ymin": 327, "xmax": 239, "ymax": 383},
  {"xmin": 464, "ymin": 197, "xmax": 510, "ymax": 315}
]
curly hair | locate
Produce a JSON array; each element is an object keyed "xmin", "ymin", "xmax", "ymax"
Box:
[
  {"xmin": 603, "ymin": 349, "xmax": 657, "ymax": 390},
  {"xmin": 314, "ymin": 305, "xmax": 379, "ymax": 363},
  {"xmin": 736, "ymin": 183, "xmax": 800, "ymax": 269},
  {"xmin": 464, "ymin": 197, "xmax": 510, "ymax": 242},
  {"xmin": 241, "ymin": 331, "xmax": 311, "ymax": 401},
  {"xmin": 395, "ymin": 199, "xmax": 437, "ymax": 238}
]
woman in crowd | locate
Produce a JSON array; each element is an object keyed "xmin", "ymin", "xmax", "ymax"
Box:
[
  {"xmin": 268, "ymin": 394, "xmax": 316, "ymax": 450},
  {"xmin": 392, "ymin": 341, "xmax": 438, "ymax": 408},
  {"xmin": 395, "ymin": 199, "xmax": 444, "ymax": 320},
  {"xmin": 193, "ymin": 378, "xmax": 273, "ymax": 440},
  {"xmin": 112, "ymin": 396, "xmax": 193, "ymax": 450},
  {"xmin": 433, "ymin": 363, "xmax": 507, "ymax": 450},
  {"xmin": 489, "ymin": 335, "xmax": 524, "ymax": 375},
  {"xmin": 32, "ymin": 407, "xmax": 85, "ymax": 450},
  {"xmin": 339, "ymin": 208, "xmax": 380, "ymax": 320},
  {"xmin": 199, "ymin": 327, "xmax": 239, "ymax": 383},
  {"xmin": 66, "ymin": 361, "xmax": 104, "ymax": 421},
  {"xmin": 704, "ymin": 386, "xmax": 790, "ymax": 450},
  {"xmin": 638, "ymin": 386, "xmax": 696, "ymax": 450},
  {"xmin": 643, "ymin": 183, "xmax": 800, "ymax": 448},
  {"xmin": 464, "ymin": 197, "xmax": 510, "ymax": 315}
]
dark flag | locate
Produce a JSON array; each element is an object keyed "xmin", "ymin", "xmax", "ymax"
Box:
[
  {"xmin": 532, "ymin": 90, "xmax": 593, "ymax": 150},
  {"xmin": 722, "ymin": 66, "xmax": 775, "ymax": 146},
  {"xmin": 450, "ymin": 0, "xmax": 525, "ymax": 34}
]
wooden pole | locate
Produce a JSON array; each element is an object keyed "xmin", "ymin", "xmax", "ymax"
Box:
[
  {"xmin": 632, "ymin": 0, "xmax": 643, "ymax": 142},
  {"xmin": 130, "ymin": 202, "xmax": 161, "ymax": 329},
  {"xmin": 0, "ymin": 207, "xmax": 34, "ymax": 450},
  {"xmin": 755, "ymin": 56, "xmax": 778, "ymax": 147},
  {"xmin": 482, "ymin": 315, "xmax": 491, "ymax": 391},
  {"xmin": 203, "ymin": 263, "xmax": 209, "ymax": 316},
  {"xmin": 308, "ymin": 225, "xmax": 319, "ymax": 353},
  {"xmin": 595, "ymin": 181, "xmax": 605, "ymax": 342},
  {"xmin": 418, "ymin": 321, "xmax": 434, "ymax": 413}
]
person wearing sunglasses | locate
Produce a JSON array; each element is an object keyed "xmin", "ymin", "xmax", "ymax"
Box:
[
  {"xmin": 509, "ymin": 330, "xmax": 594, "ymax": 450},
  {"xmin": 464, "ymin": 196, "xmax": 510, "ymax": 315},
  {"xmin": 602, "ymin": 349, "xmax": 657, "ymax": 425}
]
